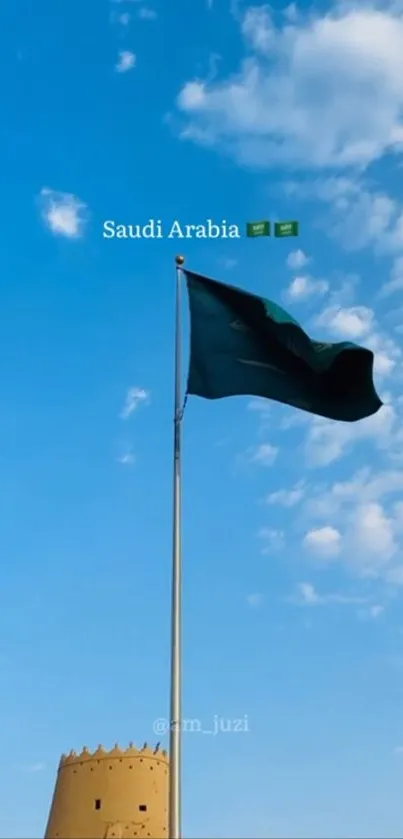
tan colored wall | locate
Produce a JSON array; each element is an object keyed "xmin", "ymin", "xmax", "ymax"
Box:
[{"xmin": 45, "ymin": 744, "xmax": 169, "ymax": 839}]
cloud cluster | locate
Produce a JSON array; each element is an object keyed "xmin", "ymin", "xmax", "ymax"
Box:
[
  {"xmin": 265, "ymin": 462, "xmax": 403, "ymax": 586},
  {"xmin": 302, "ymin": 468, "xmax": 403, "ymax": 582},
  {"xmin": 285, "ymin": 177, "xmax": 403, "ymax": 292},
  {"xmin": 314, "ymin": 300, "xmax": 401, "ymax": 379},
  {"xmin": 110, "ymin": 0, "xmax": 155, "ymax": 69},
  {"xmin": 176, "ymin": 3, "xmax": 403, "ymax": 170},
  {"xmin": 304, "ymin": 401, "xmax": 397, "ymax": 467}
]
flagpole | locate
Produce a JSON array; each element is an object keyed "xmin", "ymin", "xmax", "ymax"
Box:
[{"xmin": 169, "ymin": 254, "xmax": 185, "ymax": 839}]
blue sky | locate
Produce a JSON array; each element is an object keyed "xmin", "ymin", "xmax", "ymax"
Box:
[{"xmin": 2, "ymin": 0, "xmax": 403, "ymax": 836}]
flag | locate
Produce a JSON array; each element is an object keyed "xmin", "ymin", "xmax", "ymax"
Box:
[
  {"xmin": 274, "ymin": 221, "xmax": 299, "ymax": 237},
  {"xmin": 184, "ymin": 270, "xmax": 382, "ymax": 422},
  {"xmin": 246, "ymin": 221, "xmax": 270, "ymax": 237}
]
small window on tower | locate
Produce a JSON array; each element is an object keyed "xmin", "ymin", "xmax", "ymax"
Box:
[
  {"xmin": 139, "ymin": 804, "xmax": 147, "ymax": 812},
  {"xmin": 95, "ymin": 799, "xmax": 101, "ymax": 810}
]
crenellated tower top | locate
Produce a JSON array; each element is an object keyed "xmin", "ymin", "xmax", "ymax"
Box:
[
  {"xmin": 46, "ymin": 741, "xmax": 169, "ymax": 838},
  {"xmin": 58, "ymin": 742, "xmax": 168, "ymax": 768}
]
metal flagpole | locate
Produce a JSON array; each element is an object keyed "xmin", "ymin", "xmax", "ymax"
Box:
[{"xmin": 168, "ymin": 254, "xmax": 185, "ymax": 839}]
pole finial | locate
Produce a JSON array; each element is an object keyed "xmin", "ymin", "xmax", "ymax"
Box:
[{"xmin": 175, "ymin": 255, "xmax": 185, "ymax": 267}]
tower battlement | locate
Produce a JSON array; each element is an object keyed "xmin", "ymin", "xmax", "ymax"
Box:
[
  {"xmin": 45, "ymin": 743, "xmax": 169, "ymax": 839},
  {"xmin": 59, "ymin": 742, "xmax": 168, "ymax": 768}
]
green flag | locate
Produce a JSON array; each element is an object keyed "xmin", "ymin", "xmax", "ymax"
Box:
[
  {"xmin": 246, "ymin": 220, "xmax": 270, "ymax": 237},
  {"xmin": 184, "ymin": 270, "xmax": 382, "ymax": 422},
  {"xmin": 274, "ymin": 221, "xmax": 299, "ymax": 237}
]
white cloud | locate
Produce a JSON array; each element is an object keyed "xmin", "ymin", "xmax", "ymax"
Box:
[
  {"xmin": 118, "ymin": 12, "xmax": 131, "ymax": 24},
  {"xmin": 283, "ymin": 2, "xmax": 298, "ymax": 23},
  {"xmin": 307, "ymin": 468, "xmax": 403, "ymax": 519},
  {"xmin": 298, "ymin": 582, "xmax": 319, "ymax": 604},
  {"xmin": 266, "ymin": 480, "xmax": 305, "ymax": 507},
  {"xmin": 138, "ymin": 6, "xmax": 157, "ymax": 18},
  {"xmin": 120, "ymin": 387, "xmax": 149, "ymax": 419},
  {"xmin": 116, "ymin": 51, "xmax": 136, "ymax": 72},
  {"xmin": 280, "ymin": 409, "xmax": 310, "ymax": 431},
  {"xmin": 303, "ymin": 526, "xmax": 341, "ymax": 557},
  {"xmin": 296, "ymin": 581, "xmax": 367, "ymax": 606},
  {"xmin": 39, "ymin": 188, "xmax": 87, "ymax": 238},
  {"xmin": 242, "ymin": 5, "xmax": 274, "ymax": 53},
  {"xmin": 178, "ymin": 82, "xmax": 206, "ymax": 111},
  {"xmin": 326, "ymin": 271, "xmax": 360, "ymax": 307},
  {"xmin": 247, "ymin": 592, "xmax": 264, "ymax": 608},
  {"xmin": 366, "ymin": 332, "xmax": 401, "ymax": 378},
  {"xmin": 358, "ymin": 603, "xmax": 385, "ymax": 620},
  {"xmin": 303, "ymin": 467, "xmax": 403, "ymax": 582},
  {"xmin": 286, "ymin": 176, "xmax": 403, "ymax": 256},
  {"xmin": 315, "ymin": 304, "xmax": 373, "ymax": 338},
  {"xmin": 258, "ymin": 527, "xmax": 284, "ymax": 553},
  {"xmin": 176, "ymin": 5, "xmax": 403, "ymax": 170},
  {"xmin": 380, "ymin": 256, "xmax": 403, "ymax": 296},
  {"xmin": 305, "ymin": 402, "xmax": 396, "ymax": 467},
  {"xmin": 247, "ymin": 398, "xmax": 270, "ymax": 416},
  {"xmin": 314, "ymin": 302, "xmax": 401, "ymax": 380},
  {"xmin": 117, "ymin": 447, "xmax": 135, "ymax": 465},
  {"xmin": 325, "ymin": 179, "xmax": 399, "ymax": 251},
  {"xmin": 286, "ymin": 275, "xmax": 329, "ymax": 301},
  {"xmin": 250, "ymin": 442, "xmax": 278, "ymax": 465},
  {"xmin": 286, "ymin": 249, "xmax": 310, "ymax": 270},
  {"xmin": 351, "ymin": 502, "xmax": 396, "ymax": 568},
  {"xmin": 246, "ymin": 399, "xmax": 271, "ymax": 434}
]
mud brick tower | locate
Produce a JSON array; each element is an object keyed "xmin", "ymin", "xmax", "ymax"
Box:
[{"xmin": 44, "ymin": 743, "xmax": 169, "ymax": 839}]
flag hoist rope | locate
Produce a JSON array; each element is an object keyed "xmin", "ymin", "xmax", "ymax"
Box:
[{"xmin": 169, "ymin": 255, "xmax": 186, "ymax": 839}]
